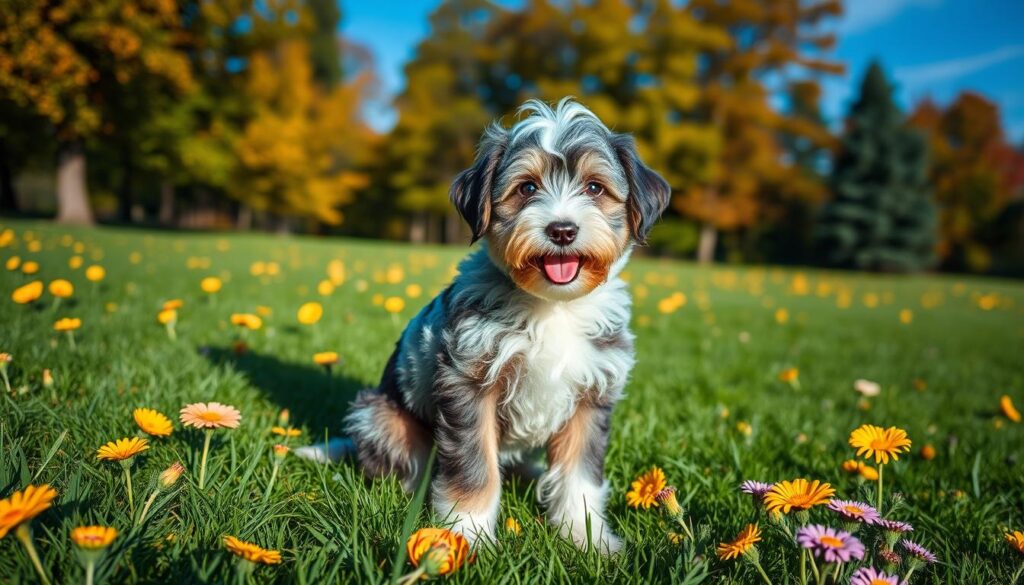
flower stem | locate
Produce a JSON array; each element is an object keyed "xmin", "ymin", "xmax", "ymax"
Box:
[
  {"xmin": 67, "ymin": 331, "xmax": 77, "ymax": 351},
  {"xmin": 122, "ymin": 463, "xmax": 135, "ymax": 517},
  {"xmin": 800, "ymin": 549, "xmax": 807, "ymax": 585},
  {"xmin": 832, "ymin": 562, "xmax": 842, "ymax": 583},
  {"xmin": 1, "ymin": 369, "xmax": 10, "ymax": 395},
  {"xmin": 809, "ymin": 552, "xmax": 821, "ymax": 584},
  {"xmin": 752, "ymin": 559, "xmax": 773, "ymax": 585},
  {"xmin": 198, "ymin": 429, "xmax": 213, "ymax": 490},
  {"xmin": 15, "ymin": 524, "xmax": 51, "ymax": 585},
  {"xmin": 137, "ymin": 489, "xmax": 160, "ymax": 526},
  {"xmin": 86, "ymin": 560, "xmax": 95, "ymax": 585},
  {"xmin": 877, "ymin": 464, "xmax": 885, "ymax": 516},
  {"xmin": 904, "ymin": 566, "xmax": 917, "ymax": 583}
]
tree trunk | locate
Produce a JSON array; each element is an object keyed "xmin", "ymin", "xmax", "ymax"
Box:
[
  {"xmin": 697, "ymin": 223, "xmax": 718, "ymax": 264},
  {"xmin": 158, "ymin": 181, "xmax": 175, "ymax": 225},
  {"xmin": 236, "ymin": 203, "xmax": 252, "ymax": 230},
  {"xmin": 117, "ymin": 147, "xmax": 134, "ymax": 222},
  {"xmin": 0, "ymin": 140, "xmax": 18, "ymax": 212},
  {"xmin": 56, "ymin": 140, "xmax": 94, "ymax": 225},
  {"xmin": 444, "ymin": 212, "xmax": 462, "ymax": 244},
  {"xmin": 409, "ymin": 213, "xmax": 426, "ymax": 243}
]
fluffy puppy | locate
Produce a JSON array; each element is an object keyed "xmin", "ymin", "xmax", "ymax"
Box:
[{"xmin": 300, "ymin": 98, "xmax": 669, "ymax": 552}]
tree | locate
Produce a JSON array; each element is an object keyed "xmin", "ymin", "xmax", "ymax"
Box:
[
  {"xmin": 0, "ymin": 0, "xmax": 193, "ymax": 224},
  {"xmin": 681, "ymin": 0, "xmax": 843, "ymax": 262},
  {"xmin": 909, "ymin": 92, "xmax": 1024, "ymax": 272},
  {"xmin": 816, "ymin": 62, "xmax": 936, "ymax": 272}
]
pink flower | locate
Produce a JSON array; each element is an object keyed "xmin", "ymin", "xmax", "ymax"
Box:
[
  {"xmin": 850, "ymin": 567, "xmax": 901, "ymax": 585},
  {"xmin": 827, "ymin": 499, "xmax": 881, "ymax": 525},
  {"xmin": 179, "ymin": 402, "xmax": 242, "ymax": 429},
  {"xmin": 796, "ymin": 524, "xmax": 865, "ymax": 563}
]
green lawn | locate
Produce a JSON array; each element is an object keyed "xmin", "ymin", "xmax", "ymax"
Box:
[{"xmin": 1, "ymin": 219, "xmax": 1023, "ymax": 584}]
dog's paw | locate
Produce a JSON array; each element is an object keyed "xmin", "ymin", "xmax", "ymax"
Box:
[{"xmin": 448, "ymin": 513, "xmax": 496, "ymax": 547}]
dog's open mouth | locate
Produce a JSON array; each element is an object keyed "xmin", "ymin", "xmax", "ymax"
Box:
[{"xmin": 539, "ymin": 254, "xmax": 582, "ymax": 285}]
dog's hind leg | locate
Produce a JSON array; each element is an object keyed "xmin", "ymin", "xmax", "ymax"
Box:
[{"xmin": 343, "ymin": 390, "xmax": 433, "ymax": 492}]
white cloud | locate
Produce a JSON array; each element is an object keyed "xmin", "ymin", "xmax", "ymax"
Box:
[
  {"xmin": 894, "ymin": 45, "xmax": 1024, "ymax": 90},
  {"xmin": 840, "ymin": 0, "xmax": 942, "ymax": 35}
]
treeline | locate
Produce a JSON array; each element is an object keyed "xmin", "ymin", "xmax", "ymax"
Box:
[{"xmin": 1, "ymin": 1, "xmax": 1023, "ymax": 274}]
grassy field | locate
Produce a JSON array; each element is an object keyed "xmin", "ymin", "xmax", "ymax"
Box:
[{"xmin": 1, "ymin": 219, "xmax": 1023, "ymax": 584}]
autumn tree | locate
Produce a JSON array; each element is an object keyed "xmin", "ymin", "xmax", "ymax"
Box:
[
  {"xmin": 0, "ymin": 0, "xmax": 194, "ymax": 224},
  {"xmin": 681, "ymin": 0, "xmax": 843, "ymax": 262},
  {"xmin": 816, "ymin": 62, "xmax": 936, "ymax": 272},
  {"xmin": 909, "ymin": 92, "xmax": 1024, "ymax": 272}
]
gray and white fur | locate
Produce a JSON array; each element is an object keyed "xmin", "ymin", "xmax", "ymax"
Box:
[{"xmin": 296, "ymin": 98, "xmax": 670, "ymax": 553}]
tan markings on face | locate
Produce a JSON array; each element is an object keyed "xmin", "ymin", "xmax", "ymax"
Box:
[{"xmin": 438, "ymin": 391, "xmax": 501, "ymax": 512}]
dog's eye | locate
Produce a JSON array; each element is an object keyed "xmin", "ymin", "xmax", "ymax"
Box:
[
  {"xmin": 585, "ymin": 182, "xmax": 604, "ymax": 196},
  {"xmin": 518, "ymin": 181, "xmax": 538, "ymax": 197}
]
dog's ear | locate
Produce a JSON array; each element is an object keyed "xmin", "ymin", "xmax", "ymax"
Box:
[
  {"xmin": 613, "ymin": 134, "xmax": 671, "ymax": 245},
  {"xmin": 450, "ymin": 124, "xmax": 507, "ymax": 243}
]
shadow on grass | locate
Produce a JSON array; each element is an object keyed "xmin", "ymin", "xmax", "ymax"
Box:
[{"xmin": 203, "ymin": 347, "xmax": 369, "ymax": 436}]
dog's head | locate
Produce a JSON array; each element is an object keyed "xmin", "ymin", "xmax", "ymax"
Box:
[{"xmin": 450, "ymin": 98, "xmax": 671, "ymax": 301}]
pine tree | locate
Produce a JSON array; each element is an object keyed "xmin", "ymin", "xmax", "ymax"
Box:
[{"xmin": 816, "ymin": 62, "xmax": 936, "ymax": 272}]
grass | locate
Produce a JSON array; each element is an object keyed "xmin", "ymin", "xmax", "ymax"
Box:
[{"xmin": 1, "ymin": 218, "xmax": 1023, "ymax": 584}]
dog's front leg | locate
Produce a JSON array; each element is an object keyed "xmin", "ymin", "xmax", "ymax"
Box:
[
  {"xmin": 539, "ymin": 399, "xmax": 622, "ymax": 553},
  {"xmin": 431, "ymin": 385, "xmax": 501, "ymax": 545}
]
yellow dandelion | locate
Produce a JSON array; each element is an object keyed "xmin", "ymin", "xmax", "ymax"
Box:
[
  {"xmin": 11, "ymin": 280, "xmax": 43, "ymax": 304},
  {"xmin": 53, "ymin": 317, "xmax": 81, "ymax": 331},
  {"xmin": 85, "ymin": 265, "xmax": 105, "ymax": 282},
  {"xmin": 157, "ymin": 308, "xmax": 177, "ymax": 325},
  {"xmin": 849, "ymin": 424, "xmax": 912, "ymax": 465},
  {"xmin": 69, "ymin": 255, "xmax": 83, "ymax": 269},
  {"xmin": 626, "ymin": 466, "xmax": 666, "ymax": 509},
  {"xmin": 134, "ymin": 408, "xmax": 173, "ymax": 437},
  {"xmin": 1001, "ymin": 395, "xmax": 1020, "ymax": 423},
  {"xmin": 763, "ymin": 479, "xmax": 834, "ymax": 514},
  {"xmin": 271, "ymin": 426, "xmax": 301, "ymax": 437},
  {"xmin": 223, "ymin": 535, "xmax": 282, "ymax": 565},
  {"xmin": 162, "ymin": 299, "xmax": 184, "ymax": 310},
  {"xmin": 21, "ymin": 260, "xmax": 39, "ymax": 274},
  {"xmin": 778, "ymin": 367, "xmax": 799, "ymax": 383},
  {"xmin": 200, "ymin": 276, "xmax": 222, "ymax": 293},
  {"xmin": 6, "ymin": 255, "xmax": 21, "ymax": 270},
  {"xmin": 230, "ymin": 313, "xmax": 262, "ymax": 330},
  {"xmin": 71, "ymin": 526, "xmax": 118, "ymax": 549},
  {"xmin": 859, "ymin": 465, "xmax": 880, "ymax": 481},
  {"xmin": 0, "ymin": 484, "xmax": 58, "ymax": 539},
  {"xmin": 384, "ymin": 296, "xmax": 405, "ymax": 314},
  {"xmin": 96, "ymin": 437, "xmax": 150, "ymax": 461},
  {"xmin": 716, "ymin": 523, "xmax": 761, "ymax": 560},
  {"xmin": 297, "ymin": 302, "xmax": 323, "ymax": 325},
  {"xmin": 313, "ymin": 351, "xmax": 339, "ymax": 367},
  {"xmin": 505, "ymin": 517, "xmax": 522, "ymax": 536},
  {"xmin": 48, "ymin": 279, "xmax": 74, "ymax": 298}
]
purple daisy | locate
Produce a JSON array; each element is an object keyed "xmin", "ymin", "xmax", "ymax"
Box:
[
  {"xmin": 900, "ymin": 539, "xmax": 938, "ymax": 563},
  {"xmin": 796, "ymin": 524, "xmax": 865, "ymax": 563},
  {"xmin": 827, "ymin": 499, "xmax": 881, "ymax": 525},
  {"xmin": 739, "ymin": 480, "xmax": 772, "ymax": 501},
  {"xmin": 877, "ymin": 519, "xmax": 914, "ymax": 533},
  {"xmin": 850, "ymin": 567, "xmax": 902, "ymax": 585}
]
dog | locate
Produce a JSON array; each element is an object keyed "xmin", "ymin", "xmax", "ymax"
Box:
[{"xmin": 296, "ymin": 98, "xmax": 670, "ymax": 553}]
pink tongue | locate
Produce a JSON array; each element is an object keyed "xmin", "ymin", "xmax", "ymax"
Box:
[{"xmin": 542, "ymin": 255, "xmax": 580, "ymax": 284}]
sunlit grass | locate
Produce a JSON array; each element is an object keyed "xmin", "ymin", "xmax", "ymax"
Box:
[{"xmin": 1, "ymin": 219, "xmax": 1022, "ymax": 583}]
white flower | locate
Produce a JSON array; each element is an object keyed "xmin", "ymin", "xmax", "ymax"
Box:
[{"xmin": 854, "ymin": 379, "xmax": 881, "ymax": 397}]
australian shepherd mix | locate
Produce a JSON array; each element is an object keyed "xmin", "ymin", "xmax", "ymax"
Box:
[{"xmin": 297, "ymin": 98, "xmax": 670, "ymax": 553}]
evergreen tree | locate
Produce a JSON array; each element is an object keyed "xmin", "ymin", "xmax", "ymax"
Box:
[{"xmin": 816, "ymin": 62, "xmax": 936, "ymax": 272}]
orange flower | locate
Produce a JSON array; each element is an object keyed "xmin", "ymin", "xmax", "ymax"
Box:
[
  {"xmin": 180, "ymin": 402, "xmax": 241, "ymax": 429},
  {"xmin": 163, "ymin": 299, "xmax": 184, "ymax": 310},
  {"xmin": 716, "ymin": 524, "xmax": 761, "ymax": 560},
  {"xmin": 71, "ymin": 526, "xmax": 118, "ymax": 549},
  {"xmin": 96, "ymin": 437, "xmax": 150, "ymax": 461},
  {"xmin": 1007, "ymin": 531, "xmax": 1024, "ymax": 556},
  {"xmin": 200, "ymin": 276, "xmax": 222, "ymax": 293},
  {"xmin": 134, "ymin": 408, "xmax": 173, "ymax": 437},
  {"xmin": 230, "ymin": 313, "xmax": 262, "ymax": 330},
  {"xmin": 85, "ymin": 265, "xmax": 105, "ymax": 282},
  {"xmin": 0, "ymin": 484, "xmax": 58, "ymax": 538},
  {"xmin": 157, "ymin": 309, "xmax": 177, "ymax": 325},
  {"xmin": 1001, "ymin": 395, "xmax": 1020, "ymax": 423},
  {"xmin": 626, "ymin": 466, "xmax": 666, "ymax": 509},
  {"xmin": 271, "ymin": 426, "xmax": 301, "ymax": 437},
  {"xmin": 11, "ymin": 281, "xmax": 44, "ymax": 304},
  {"xmin": 53, "ymin": 317, "xmax": 81, "ymax": 331},
  {"xmin": 223, "ymin": 535, "xmax": 281, "ymax": 564},
  {"xmin": 778, "ymin": 368, "xmax": 799, "ymax": 383},
  {"xmin": 313, "ymin": 351, "xmax": 339, "ymax": 367},
  {"xmin": 406, "ymin": 528, "xmax": 470, "ymax": 576}
]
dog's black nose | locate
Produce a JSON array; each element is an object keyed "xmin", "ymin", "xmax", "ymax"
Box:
[{"xmin": 545, "ymin": 221, "xmax": 578, "ymax": 246}]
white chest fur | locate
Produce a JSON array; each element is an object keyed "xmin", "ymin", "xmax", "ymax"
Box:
[{"xmin": 497, "ymin": 281, "xmax": 634, "ymax": 451}]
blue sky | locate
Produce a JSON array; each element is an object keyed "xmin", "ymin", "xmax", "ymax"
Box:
[{"xmin": 342, "ymin": 0, "xmax": 1024, "ymax": 142}]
